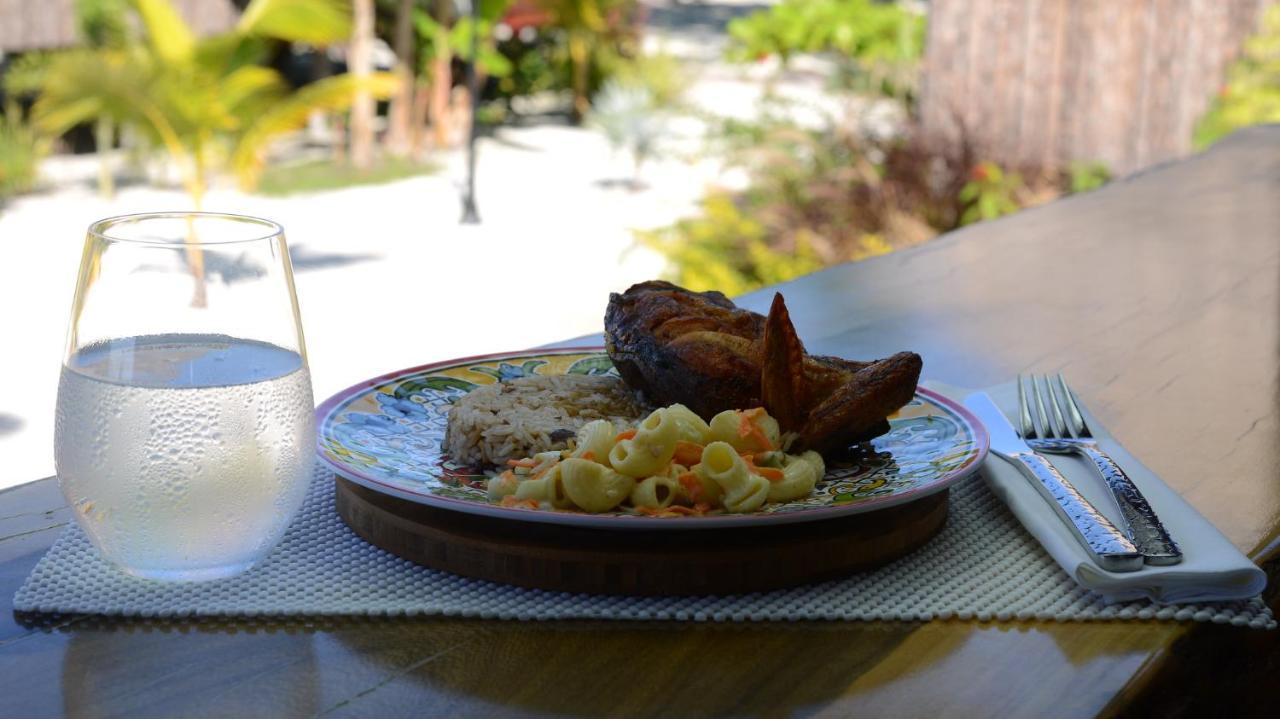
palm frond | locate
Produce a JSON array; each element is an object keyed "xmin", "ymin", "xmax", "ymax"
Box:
[
  {"xmin": 27, "ymin": 49, "xmax": 151, "ymax": 134},
  {"xmin": 220, "ymin": 66, "xmax": 288, "ymax": 115},
  {"xmin": 2, "ymin": 53, "xmax": 52, "ymax": 95},
  {"xmin": 132, "ymin": 0, "xmax": 195, "ymax": 62},
  {"xmin": 231, "ymin": 72, "xmax": 400, "ymax": 188},
  {"xmin": 238, "ymin": 0, "xmax": 352, "ymax": 45},
  {"xmin": 195, "ymin": 34, "xmax": 271, "ymax": 76}
]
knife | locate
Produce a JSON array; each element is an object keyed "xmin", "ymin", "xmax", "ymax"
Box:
[{"xmin": 964, "ymin": 393, "xmax": 1143, "ymax": 573}]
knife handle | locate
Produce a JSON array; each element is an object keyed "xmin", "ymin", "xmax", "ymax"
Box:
[
  {"xmin": 1006, "ymin": 451, "xmax": 1143, "ymax": 573},
  {"xmin": 1078, "ymin": 444, "xmax": 1183, "ymax": 565}
]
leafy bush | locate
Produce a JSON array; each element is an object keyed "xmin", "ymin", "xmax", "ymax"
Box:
[
  {"xmin": 958, "ymin": 162, "xmax": 1022, "ymax": 225},
  {"xmin": 643, "ymin": 115, "xmax": 1109, "ymax": 294},
  {"xmin": 1067, "ymin": 161, "xmax": 1111, "ymax": 194},
  {"xmin": 1195, "ymin": 5, "xmax": 1280, "ymax": 148},
  {"xmin": 637, "ymin": 193, "xmax": 826, "ymax": 296},
  {"xmin": 726, "ymin": 0, "xmax": 925, "ymax": 100},
  {"xmin": 0, "ymin": 105, "xmax": 46, "ymax": 201},
  {"xmin": 640, "ymin": 119, "xmax": 963, "ymax": 293}
]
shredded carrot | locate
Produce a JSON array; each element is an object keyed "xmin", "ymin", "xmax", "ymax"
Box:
[
  {"xmin": 636, "ymin": 502, "xmax": 713, "ymax": 518},
  {"xmin": 580, "ymin": 450, "xmax": 596, "ymax": 461},
  {"xmin": 498, "ymin": 470, "xmax": 516, "ymax": 482},
  {"xmin": 499, "ymin": 496, "xmax": 538, "ymax": 509},
  {"xmin": 506, "ymin": 458, "xmax": 537, "ymax": 468},
  {"xmin": 737, "ymin": 409, "xmax": 774, "ymax": 451},
  {"xmin": 749, "ymin": 426, "xmax": 773, "ymax": 451},
  {"xmin": 673, "ymin": 440, "xmax": 704, "ymax": 466},
  {"xmin": 677, "ymin": 472, "xmax": 703, "ymax": 502},
  {"xmin": 615, "ymin": 429, "xmax": 638, "ymax": 442},
  {"xmin": 752, "ymin": 466, "xmax": 785, "ymax": 482}
]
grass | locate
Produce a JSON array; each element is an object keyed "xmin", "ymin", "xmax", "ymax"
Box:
[{"xmin": 256, "ymin": 156, "xmax": 440, "ymax": 196}]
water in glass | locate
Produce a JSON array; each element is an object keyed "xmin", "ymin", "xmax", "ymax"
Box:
[{"xmin": 56, "ymin": 213, "xmax": 314, "ymax": 580}]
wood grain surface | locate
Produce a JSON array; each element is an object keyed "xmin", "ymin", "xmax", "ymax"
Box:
[
  {"xmin": 3, "ymin": 127, "xmax": 1280, "ymax": 718},
  {"xmin": 335, "ymin": 478, "xmax": 949, "ymax": 595}
]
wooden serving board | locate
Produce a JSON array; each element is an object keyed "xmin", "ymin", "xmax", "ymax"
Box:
[{"xmin": 335, "ymin": 477, "xmax": 949, "ymax": 596}]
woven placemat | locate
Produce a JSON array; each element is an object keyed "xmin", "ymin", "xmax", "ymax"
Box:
[{"xmin": 13, "ymin": 462, "xmax": 1274, "ymax": 626}]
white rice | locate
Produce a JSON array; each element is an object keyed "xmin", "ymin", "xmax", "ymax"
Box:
[{"xmin": 444, "ymin": 375, "xmax": 649, "ymax": 467}]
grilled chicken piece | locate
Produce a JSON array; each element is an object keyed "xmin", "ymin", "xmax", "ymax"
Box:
[{"xmin": 605, "ymin": 280, "xmax": 921, "ymax": 453}]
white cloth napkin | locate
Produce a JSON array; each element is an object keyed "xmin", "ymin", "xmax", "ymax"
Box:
[{"xmin": 935, "ymin": 382, "xmax": 1267, "ymax": 604}]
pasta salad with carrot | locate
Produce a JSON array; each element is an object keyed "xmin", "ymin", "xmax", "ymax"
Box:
[{"xmin": 486, "ymin": 404, "xmax": 825, "ymax": 515}]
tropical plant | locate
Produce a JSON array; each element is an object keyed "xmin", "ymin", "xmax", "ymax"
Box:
[
  {"xmin": 611, "ymin": 52, "xmax": 684, "ymax": 110},
  {"xmin": 73, "ymin": 0, "xmax": 133, "ymax": 197},
  {"xmin": 588, "ymin": 53, "xmax": 684, "ymax": 186},
  {"xmin": 726, "ymin": 0, "xmax": 925, "ymax": 101},
  {"xmin": 590, "ymin": 81, "xmax": 660, "ymax": 187},
  {"xmin": 410, "ymin": 0, "xmax": 513, "ymax": 148},
  {"xmin": 639, "ymin": 113, "xmax": 1103, "ymax": 293},
  {"xmin": 0, "ymin": 104, "xmax": 48, "ymax": 202},
  {"xmin": 1067, "ymin": 161, "xmax": 1111, "ymax": 194},
  {"xmin": 637, "ymin": 193, "xmax": 827, "ymax": 296},
  {"xmin": 5, "ymin": 0, "xmax": 399, "ymax": 208},
  {"xmin": 958, "ymin": 161, "xmax": 1023, "ymax": 225},
  {"xmin": 414, "ymin": 6, "xmax": 515, "ymax": 88},
  {"xmin": 537, "ymin": 0, "xmax": 639, "ymax": 121},
  {"xmin": 1194, "ymin": 5, "xmax": 1280, "ymax": 148}
]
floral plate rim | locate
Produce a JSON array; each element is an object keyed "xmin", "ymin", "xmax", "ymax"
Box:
[{"xmin": 315, "ymin": 347, "xmax": 990, "ymax": 531}]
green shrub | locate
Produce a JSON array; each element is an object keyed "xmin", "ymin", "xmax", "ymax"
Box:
[
  {"xmin": 958, "ymin": 162, "xmax": 1023, "ymax": 225},
  {"xmin": 637, "ymin": 193, "xmax": 826, "ymax": 296},
  {"xmin": 1067, "ymin": 161, "xmax": 1111, "ymax": 194},
  {"xmin": 641, "ymin": 115, "xmax": 1104, "ymax": 294},
  {"xmin": 0, "ymin": 105, "xmax": 46, "ymax": 201},
  {"xmin": 726, "ymin": 0, "xmax": 925, "ymax": 100},
  {"xmin": 1195, "ymin": 6, "xmax": 1280, "ymax": 148}
]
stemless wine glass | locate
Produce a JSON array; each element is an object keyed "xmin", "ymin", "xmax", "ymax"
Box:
[{"xmin": 55, "ymin": 212, "xmax": 315, "ymax": 581}]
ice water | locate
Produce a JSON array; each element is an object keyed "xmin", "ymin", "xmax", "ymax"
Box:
[{"xmin": 55, "ymin": 334, "xmax": 315, "ymax": 580}]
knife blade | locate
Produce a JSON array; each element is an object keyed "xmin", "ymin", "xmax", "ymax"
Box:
[{"xmin": 964, "ymin": 392, "xmax": 1143, "ymax": 573}]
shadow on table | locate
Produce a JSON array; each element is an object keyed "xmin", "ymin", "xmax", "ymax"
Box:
[
  {"xmin": 52, "ymin": 620, "xmax": 321, "ymax": 719},
  {"xmin": 0, "ymin": 413, "xmax": 23, "ymax": 438}
]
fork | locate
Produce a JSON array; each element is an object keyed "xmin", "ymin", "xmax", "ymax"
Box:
[{"xmin": 1018, "ymin": 374, "xmax": 1183, "ymax": 565}]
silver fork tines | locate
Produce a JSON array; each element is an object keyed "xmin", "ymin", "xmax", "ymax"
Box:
[{"xmin": 1018, "ymin": 373, "xmax": 1182, "ymax": 565}]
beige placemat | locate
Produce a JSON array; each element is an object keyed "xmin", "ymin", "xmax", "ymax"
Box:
[{"xmin": 13, "ymin": 461, "xmax": 1274, "ymax": 627}]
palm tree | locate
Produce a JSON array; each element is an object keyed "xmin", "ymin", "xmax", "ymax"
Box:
[
  {"xmin": 349, "ymin": 0, "xmax": 377, "ymax": 170},
  {"xmin": 73, "ymin": 0, "xmax": 132, "ymax": 199},
  {"xmin": 6, "ymin": 0, "xmax": 399, "ymax": 208},
  {"xmin": 383, "ymin": 0, "xmax": 418, "ymax": 156}
]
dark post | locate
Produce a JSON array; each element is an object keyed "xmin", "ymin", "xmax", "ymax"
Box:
[{"xmin": 460, "ymin": 0, "xmax": 481, "ymax": 224}]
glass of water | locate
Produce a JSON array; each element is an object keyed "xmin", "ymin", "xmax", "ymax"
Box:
[{"xmin": 55, "ymin": 212, "xmax": 315, "ymax": 581}]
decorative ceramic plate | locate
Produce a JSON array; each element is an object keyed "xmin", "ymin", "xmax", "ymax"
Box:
[{"xmin": 316, "ymin": 348, "xmax": 989, "ymax": 530}]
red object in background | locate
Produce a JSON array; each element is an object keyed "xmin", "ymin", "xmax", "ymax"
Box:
[
  {"xmin": 503, "ymin": 1, "xmax": 553, "ymax": 32},
  {"xmin": 500, "ymin": 1, "xmax": 648, "ymax": 35}
]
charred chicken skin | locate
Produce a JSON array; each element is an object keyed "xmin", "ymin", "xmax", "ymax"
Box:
[{"xmin": 604, "ymin": 280, "xmax": 922, "ymax": 454}]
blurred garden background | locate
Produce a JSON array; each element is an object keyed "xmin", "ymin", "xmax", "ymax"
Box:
[{"xmin": 1, "ymin": 0, "xmax": 1278, "ymax": 485}]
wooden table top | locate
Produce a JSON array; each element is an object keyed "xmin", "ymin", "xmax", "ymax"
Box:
[{"xmin": 3, "ymin": 127, "xmax": 1279, "ymax": 718}]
